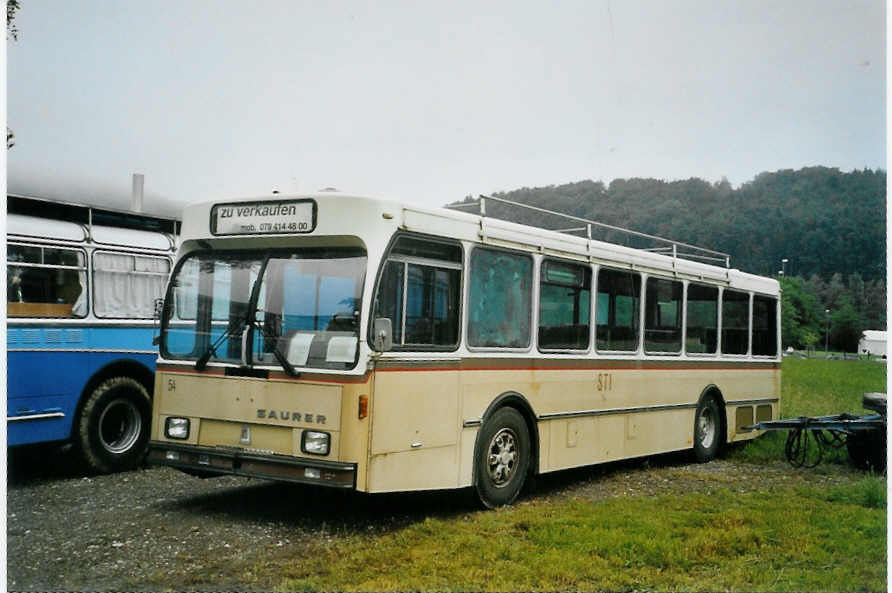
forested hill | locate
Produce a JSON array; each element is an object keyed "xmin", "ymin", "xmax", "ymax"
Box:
[{"xmin": 450, "ymin": 167, "xmax": 885, "ymax": 282}]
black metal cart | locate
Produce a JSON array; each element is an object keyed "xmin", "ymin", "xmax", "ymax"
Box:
[{"xmin": 746, "ymin": 393, "xmax": 886, "ymax": 471}]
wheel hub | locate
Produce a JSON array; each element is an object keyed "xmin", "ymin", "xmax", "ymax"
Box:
[
  {"xmin": 487, "ymin": 428, "xmax": 518, "ymax": 487},
  {"xmin": 699, "ymin": 407, "xmax": 716, "ymax": 449},
  {"xmin": 98, "ymin": 398, "xmax": 141, "ymax": 454}
]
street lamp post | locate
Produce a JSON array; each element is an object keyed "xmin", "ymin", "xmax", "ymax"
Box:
[
  {"xmin": 781, "ymin": 258, "xmax": 789, "ymax": 277},
  {"xmin": 825, "ymin": 308, "xmax": 830, "ymax": 355}
]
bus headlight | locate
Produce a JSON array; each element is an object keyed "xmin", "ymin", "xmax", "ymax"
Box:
[
  {"xmin": 165, "ymin": 417, "xmax": 190, "ymax": 440},
  {"xmin": 301, "ymin": 430, "xmax": 330, "ymax": 455}
]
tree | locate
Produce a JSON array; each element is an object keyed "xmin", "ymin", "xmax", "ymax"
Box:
[
  {"xmin": 779, "ymin": 276, "xmax": 823, "ymax": 348},
  {"xmin": 829, "ymin": 296, "xmax": 865, "ymax": 352},
  {"xmin": 800, "ymin": 329, "xmax": 819, "ymax": 353}
]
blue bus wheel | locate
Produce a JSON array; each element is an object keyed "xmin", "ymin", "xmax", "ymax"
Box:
[{"xmin": 76, "ymin": 377, "xmax": 151, "ymax": 474}]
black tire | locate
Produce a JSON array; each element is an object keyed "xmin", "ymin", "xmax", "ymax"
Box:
[
  {"xmin": 76, "ymin": 376, "xmax": 151, "ymax": 474},
  {"xmin": 693, "ymin": 397, "xmax": 723, "ymax": 463},
  {"xmin": 474, "ymin": 407, "xmax": 530, "ymax": 508},
  {"xmin": 847, "ymin": 430, "xmax": 887, "ymax": 473}
]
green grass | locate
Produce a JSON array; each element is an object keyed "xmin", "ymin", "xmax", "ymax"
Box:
[
  {"xmin": 273, "ymin": 481, "xmax": 885, "ymax": 592},
  {"xmin": 731, "ymin": 358, "xmax": 886, "ymax": 464},
  {"xmin": 779, "ymin": 358, "xmax": 886, "ymax": 417},
  {"xmin": 269, "ymin": 358, "xmax": 886, "ymax": 592}
]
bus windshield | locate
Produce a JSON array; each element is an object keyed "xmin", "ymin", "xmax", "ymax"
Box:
[{"xmin": 162, "ymin": 248, "xmax": 367, "ymax": 371}]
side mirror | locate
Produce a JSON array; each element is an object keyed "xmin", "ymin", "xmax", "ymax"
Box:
[{"xmin": 372, "ymin": 318, "xmax": 393, "ymax": 352}]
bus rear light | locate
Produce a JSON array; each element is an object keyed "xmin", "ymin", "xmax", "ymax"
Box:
[{"xmin": 358, "ymin": 394, "xmax": 368, "ymax": 419}]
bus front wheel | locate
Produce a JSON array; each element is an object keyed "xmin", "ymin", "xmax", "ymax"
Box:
[
  {"xmin": 474, "ymin": 407, "xmax": 530, "ymax": 508},
  {"xmin": 693, "ymin": 397, "xmax": 723, "ymax": 463},
  {"xmin": 76, "ymin": 376, "xmax": 151, "ymax": 474}
]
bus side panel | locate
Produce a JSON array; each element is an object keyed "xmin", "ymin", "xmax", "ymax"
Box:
[
  {"xmin": 367, "ymin": 369, "xmax": 460, "ymax": 492},
  {"xmin": 719, "ymin": 366, "xmax": 781, "ymax": 443},
  {"xmin": 455, "ymin": 365, "xmax": 780, "ymax": 482},
  {"xmin": 456, "ymin": 369, "xmax": 537, "ymax": 489},
  {"xmin": 7, "ymin": 351, "xmax": 85, "ymax": 445},
  {"xmin": 9, "ymin": 349, "xmax": 159, "ymax": 447},
  {"xmin": 339, "ymin": 377, "xmax": 373, "ymax": 492},
  {"xmin": 88, "ymin": 326, "xmax": 158, "ymax": 351}
]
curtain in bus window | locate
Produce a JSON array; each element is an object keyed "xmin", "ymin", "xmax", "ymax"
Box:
[
  {"xmin": 686, "ymin": 284, "xmax": 718, "ymax": 354},
  {"xmin": 468, "ymin": 249, "xmax": 532, "ymax": 348},
  {"xmin": 721, "ymin": 290, "xmax": 749, "ymax": 355},
  {"xmin": 596, "ymin": 269, "xmax": 640, "ymax": 351},
  {"xmin": 752, "ymin": 296, "xmax": 777, "ymax": 356},
  {"xmin": 644, "ymin": 277, "xmax": 682, "ymax": 353},
  {"xmin": 93, "ymin": 253, "xmax": 170, "ymax": 318},
  {"xmin": 7, "ymin": 244, "xmax": 87, "ymax": 318}
]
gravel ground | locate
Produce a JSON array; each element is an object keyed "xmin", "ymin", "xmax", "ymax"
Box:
[{"xmin": 7, "ymin": 444, "xmax": 869, "ymax": 592}]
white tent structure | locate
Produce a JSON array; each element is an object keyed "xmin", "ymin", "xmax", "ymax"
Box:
[{"xmin": 858, "ymin": 330, "xmax": 887, "ymax": 357}]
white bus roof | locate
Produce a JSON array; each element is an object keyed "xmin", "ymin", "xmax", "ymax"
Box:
[
  {"xmin": 8, "ymin": 214, "xmax": 87, "ymax": 243},
  {"xmin": 91, "ymin": 225, "xmax": 173, "ymax": 251},
  {"xmin": 180, "ymin": 192, "xmax": 779, "ymax": 296},
  {"xmin": 8, "ymin": 213, "xmax": 175, "ymax": 251}
]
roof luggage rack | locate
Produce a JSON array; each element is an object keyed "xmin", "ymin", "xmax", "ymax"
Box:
[{"xmin": 447, "ymin": 194, "xmax": 731, "ymax": 268}]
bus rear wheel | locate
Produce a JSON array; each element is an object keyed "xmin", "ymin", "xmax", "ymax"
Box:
[
  {"xmin": 693, "ymin": 397, "xmax": 723, "ymax": 463},
  {"xmin": 474, "ymin": 407, "xmax": 530, "ymax": 508},
  {"xmin": 76, "ymin": 377, "xmax": 151, "ymax": 474}
]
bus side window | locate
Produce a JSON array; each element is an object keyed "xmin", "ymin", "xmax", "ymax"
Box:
[
  {"xmin": 686, "ymin": 283, "xmax": 718, "ymax": 354},
  {"xmin": 721, "ymin": 290, "xmax": 750, "ymax": 355},
  {"xmin": 596, "ymin": 268, "xmax": 640, "ymax": 352},
  {"xmin": 372, "ymin": 236, "xmax": 462, "ymax": 349},
  {"xmin": 93, "ymin": 252, "xmax": 170, "ymax": 319},
  {"xmin": 7, "ymin": 243, "xmax": 88, "ymax": 318},
  {"xmin": 538, "ymin": 260, "xmax": 590, "ymax": 350},
  {"xmin": 644, "ymin": 277, "xmax": 683, "ymax": 353},
  {"xmin": 752, "ymin": 296, "xmax": 777, "ymax": 356},
  {"xmin": 404, "ymin": 265, "xmax": 460, "ymax": 346},
  {"xmin": 468, "ymin": 248, "xmax": 532, "ymax": 348}
]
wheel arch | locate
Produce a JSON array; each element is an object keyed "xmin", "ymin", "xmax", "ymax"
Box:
[
  {"xmin": 472, "ymin": 391, "xmax": 540, "ymax": 485},
  {"xmin": 72, "ymin": 358, "xmax": 155, "ymax": 438}
]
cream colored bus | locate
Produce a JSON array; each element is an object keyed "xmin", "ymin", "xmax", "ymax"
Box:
[{"xmin": 148, "ymin": 192, "xmax": 780, "ymax": 507}]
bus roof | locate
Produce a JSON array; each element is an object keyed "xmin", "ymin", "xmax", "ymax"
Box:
[
  {"xmin": 7, "ymin": 194, "xmax": 178, "ymax": 251},
  {"xmin": 180, "ymin": 191, "xmax": 779, "ymax": 296},
  {"xmin": 7, "ymin": 193, "xmax": 180, "ymax": 235}
]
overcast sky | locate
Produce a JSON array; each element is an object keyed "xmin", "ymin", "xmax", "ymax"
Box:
[{"xmin": 6, "ymin": 0, "xmax": 886, "ymax": 218}]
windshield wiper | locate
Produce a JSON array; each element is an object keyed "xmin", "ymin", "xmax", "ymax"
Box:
[
  {"xmin": 194, "ymin": 315, "xmax": 250, "ymax": 371},
  {"xmin": 251, "ymin": 317, "xmax": 301, "ymax": 378}
]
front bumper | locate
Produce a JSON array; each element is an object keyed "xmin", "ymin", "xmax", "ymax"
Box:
[{"xmin": 148, "ymin": 441, "xmax": 356, "ymax": 488}]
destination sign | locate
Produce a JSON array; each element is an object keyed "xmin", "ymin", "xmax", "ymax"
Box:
[{"xmin": 211, "ymin": 199, "xmax": 316, "ymax": 235}]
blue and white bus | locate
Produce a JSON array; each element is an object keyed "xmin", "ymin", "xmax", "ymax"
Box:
[{"xmin": 7, "ymin": 194, "xmax": 179, "ymax": 472}]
